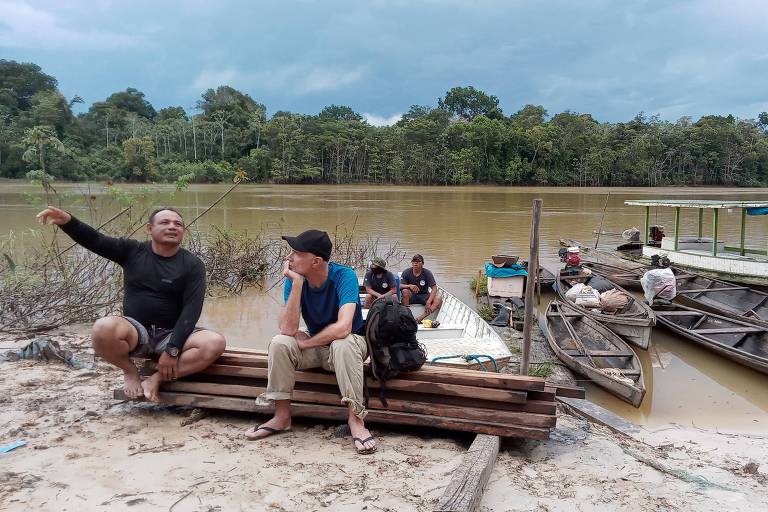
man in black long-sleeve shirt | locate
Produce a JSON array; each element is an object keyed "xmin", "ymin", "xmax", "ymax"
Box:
[{"xmin": 36, "ymin": 206, "xmax": 226, "ymax": 401}]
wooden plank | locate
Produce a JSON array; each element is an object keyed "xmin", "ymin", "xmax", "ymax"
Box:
[
  {"xmin": 692, "ymin": 327, "xmax": 763, "ymax": 334},
  {"xmin": 563, "ymin": 350, "xmax": 635, "ymax": 358},
  {"xmin": 198, "ymin": 365, "xmax": 529, "ymax": 403},
  {"xmin": 557, "ymin": 396, "xmax": 642, "ymax": 441},
  {"xmin": 549, "ymin": 383, "xmax": 586, "ymax": 399},
  {"xmin": 218, "ymin": 352, "xmax": 546, "ymax": 391},
  {"xmin": 162, "ymin": 381, "xmax": 556, "ymax": 427},
  {"xmin": 434, "ymin": 434, "xmax": 500, "ymax": 512},
  {"xmin": 677, "ymin": 286, "xmax": 746, "ymax": 294},
  {"xmin": 113, "ymin": 390, "xmax": 550, "ymax": 439},
  {"xmin": 653, "ymin": 311, "xmax": 703, "ymax": 317}
]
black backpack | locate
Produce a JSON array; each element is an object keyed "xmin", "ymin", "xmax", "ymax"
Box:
[{"xmin": 364, "ymin": 296, "xmax": 427, "ymax": 406}]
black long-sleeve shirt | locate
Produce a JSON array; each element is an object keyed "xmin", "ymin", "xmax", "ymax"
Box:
[{"xmin": 60, "ymin": 216, "xmax": 206, "ymax": 350}]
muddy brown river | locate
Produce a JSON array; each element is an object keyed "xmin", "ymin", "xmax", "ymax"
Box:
[{"xmin": 2, "ymin": 181, "xmax": 767, "ymax": 432}]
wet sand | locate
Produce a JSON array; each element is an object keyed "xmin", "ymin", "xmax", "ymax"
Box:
[{"xmin": 2, "ymin": 326, "xmax": 767, "ymax": 511}]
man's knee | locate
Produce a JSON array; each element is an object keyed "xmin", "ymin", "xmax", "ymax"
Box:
[
  {"xmin": 331, "ymin": 336, "xmax": 365, "ymax": 361},
  {"xmin": 269, "ymin": 334, "xmax": 298, "ymax": 355},
  {"xmin": 401, "ymin": 289, "xmax": 412, "ymax": 304},
  {"xmin": 191, "ymin": 330, "xmax": 226, "ymax": 359},
  {"xmin": 92, "ymin": 317, "xmax": 121, "ymax": 344}
]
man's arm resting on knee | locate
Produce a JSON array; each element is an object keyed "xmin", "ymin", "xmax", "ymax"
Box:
[
  {"xmin": 297, "ymin": 303, "xmax": 356, "ymax": 349},
  {"xmin": 365, "ymin": 286, "xmax": 381, "ymax": 299},
  {"xmin": 279, "ymin": 276, "xmax": 304, "ymax": 336}
]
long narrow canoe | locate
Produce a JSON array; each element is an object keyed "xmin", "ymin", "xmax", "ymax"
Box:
[
  {"xmin": 540, "ymin": 301, "xmax": 645, "ymax": 407},
  {"xmin": 555, "ymin": 272, "xmax": 655, "ymax": 349},
  {"xmin": 673, "ymin": 272, "xmax": 768, "ymax": 327},
  {"xmin": 652, "ymin": 302, "xmax": 768, "ymax": 375},
  {"xmin": 582, "ymin": 260, "xmax": 646, "ymax": 290}
]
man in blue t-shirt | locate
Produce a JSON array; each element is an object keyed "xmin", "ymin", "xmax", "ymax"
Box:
[{"xmin": 246, "ymin": 229, "xmax": 376, "ymax": 455}]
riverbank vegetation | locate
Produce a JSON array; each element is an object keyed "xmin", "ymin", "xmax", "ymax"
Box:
[{"xmin": 2, "ymin": 59, "xmax": 768, "ymax": 187}]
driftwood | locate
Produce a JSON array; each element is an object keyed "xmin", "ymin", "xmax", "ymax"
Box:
[{"xmin": 435, "ymin": 434, "xmax": 500, "ymax": 512}]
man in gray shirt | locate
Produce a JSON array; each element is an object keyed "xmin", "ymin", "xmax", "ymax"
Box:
[{"xmin": 400, "ymin": 254, "xmax": 442, "ymax": 322}]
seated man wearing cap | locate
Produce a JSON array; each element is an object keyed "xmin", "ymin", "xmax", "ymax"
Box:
[
  {"xmin": 363, "ymin": 257, "xmax": 398, "ymax": 308},
  {"xmin": 246, "ymin": 229, "xmax": 376, "ymax": 455},
  {"xmin": 400, "ymin": 254, "xmax": 442, "ymax": 322}
]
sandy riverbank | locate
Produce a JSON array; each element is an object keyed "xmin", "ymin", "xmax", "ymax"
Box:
[{"xmin": 1, "ymin": 326, "xmax": 766, "ymax": 511}]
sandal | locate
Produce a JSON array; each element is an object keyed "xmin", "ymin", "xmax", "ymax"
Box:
[
  {"xmin": 244, "ymin": 425, "xmax": 292, "ymax": 441},
  {"xmin": 353, "ymin": 435, "xmax": 377, "ymax": 455}
]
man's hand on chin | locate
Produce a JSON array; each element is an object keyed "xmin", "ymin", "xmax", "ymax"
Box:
[{"xmin": 283, "ymin": 260, "xmax": 304, "ymax": 282}]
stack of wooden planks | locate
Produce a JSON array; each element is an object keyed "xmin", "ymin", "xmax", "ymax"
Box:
[{"xmin": 115, "ymin": 348, "xmax": 584, "ymax": 440}]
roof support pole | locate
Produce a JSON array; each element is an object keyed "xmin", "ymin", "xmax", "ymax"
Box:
[
  {"xmin": 740, "ymin": 207, "xmax": 746, "ymax": 256},
  {"xmin": 698, "ymin": 208, "xmax": 704, "ymax": 239},
  {"xmin": 713, "ymin": 208, "xmax": 719, "ymax": 257},
  {"xmin": 674, "ymin": 207, "xmax": 680, "ymax": 251},
  {"xmin": 644, "ymin": 206, "xmax": 650, "ymax": 245}
]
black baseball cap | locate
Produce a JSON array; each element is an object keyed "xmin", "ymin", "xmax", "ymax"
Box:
[
  {"xmin": 411, "ymin": 254, "xmax": 424, "ymax": 262},
  {"xmin": 282, "ymin": 229, "xmax": 332, "ymax": 261}
]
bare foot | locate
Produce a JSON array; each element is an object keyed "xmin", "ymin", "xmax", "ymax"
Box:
[
  {"xmin": 348, "ymin": 416, "xmax": 376, "ymax": 454},
  {"xmin": 123, "ymin": 371, "xmax": 144, "ymax": 399},
  {"xmin": 141, "ymin": 373, "xmax": 162, "ymax": 402},
  {"xmin": 245, "ymin": 415, "xmax": 292, "ymax": 440}
]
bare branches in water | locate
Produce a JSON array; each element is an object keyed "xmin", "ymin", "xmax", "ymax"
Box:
[{"xmin": 0, "ymin": 224, "xmax": 405, "ymax": 332}]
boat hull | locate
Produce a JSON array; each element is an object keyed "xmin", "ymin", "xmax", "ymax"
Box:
[
  {"xmin": 540, "ymin": 302, "xmax": 645, "ymax": 407},
  {"xmin": 653, "ymin": 303, "xmax": 768, "ymax": 375}
]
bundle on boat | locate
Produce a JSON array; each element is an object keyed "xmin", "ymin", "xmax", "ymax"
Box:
[{"xmin": 114, "ymin": 348, "xmax": 584, "ymax": 440}]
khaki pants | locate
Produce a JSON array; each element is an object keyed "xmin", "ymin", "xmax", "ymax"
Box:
[{"xmin": 259, "ymin": 333, "xmax": 369, "ymax": 419}]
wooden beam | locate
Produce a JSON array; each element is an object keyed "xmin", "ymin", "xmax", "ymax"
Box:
[
  {"xmin": 161, "ymin": 381, "xmax": 556, "ymax": 427},
  {"xmin": 691, "ymin": 327, "xmax": 763, "ymax": 334},
  {"xmin": 713, "ymin": 208, "xmax": 719, "ymax": 257},
  {"xmin": 676, "ymin": 286, "xmax": 746, "ymax": 294},
  {"xmin": 434, "ymin": 434, "xmax": 500, "ymax": 512},
  {"xmin": 674, "ymin": 206, "xmax": 681, "ymax": 251},
  {"xmin": 113, "ymin": 390, "xmax": 550, "ymax": 439},
  {"xmin": 644, "ymin": 206, "xmax": 650, "ymax": 245},
  {"xmin": 521, "ymin": 198, "xmax": 542, "ymax": 376}
]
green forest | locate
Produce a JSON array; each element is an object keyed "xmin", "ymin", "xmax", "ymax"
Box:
[{"xmin": 2, "ymin": 59, "xmax": 768, "ymax": 187}]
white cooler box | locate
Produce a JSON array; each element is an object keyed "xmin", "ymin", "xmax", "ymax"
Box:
[{"xmin": 487, "ymin": 275, "xmax": 525, "ymax": 298}]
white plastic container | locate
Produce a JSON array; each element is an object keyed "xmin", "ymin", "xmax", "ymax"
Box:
[{"xmin": 487, "ymin": 276, "xmax": 525, "ymax": 298}]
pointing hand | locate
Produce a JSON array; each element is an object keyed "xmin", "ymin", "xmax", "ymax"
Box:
[{"xmin": 36, "ymin": 206, "xmax": 71, "ymax": 226}]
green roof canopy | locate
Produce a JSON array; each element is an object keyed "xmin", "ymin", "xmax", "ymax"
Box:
[{"xmin": 625, "ymin": 199, "xmax": 768, "ymax": 209}]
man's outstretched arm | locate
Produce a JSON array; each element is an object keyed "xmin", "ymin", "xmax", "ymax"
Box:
[{"xmin": 37, "ymin": 206, "xmax": 132, "ymax": 265}]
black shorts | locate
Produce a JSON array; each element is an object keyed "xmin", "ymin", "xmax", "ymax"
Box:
[
  {"xmin": 410, "ymin": 292, "xmax": 431, "ymax": 305},
  {"xmin": 124, "ymin": 316, "xmax": 203, "ymax": 358}
]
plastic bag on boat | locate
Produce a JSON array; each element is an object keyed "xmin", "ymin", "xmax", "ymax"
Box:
[
  {"xmin": 573, "ymin": 285, "xmax": 601, "ymax": 308},
  {"xmin": 600, "ymin": 289, "xmax": 629, "ymax": 312},
  {"xmin": 564, "ymin": 283, "xmax": 585, "ymax": 300},
  {"xmin": 586, "ymin": 275, "xmax": 615, "ymax": 293},
  {"xmin": 641, "ymin": 268, "xmax": 676, "ymax": 303}
]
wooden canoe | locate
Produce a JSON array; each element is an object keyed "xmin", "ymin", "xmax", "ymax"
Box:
[
  {"xmin": 652, "ymin": 302, "xmax": 768, "ymax": 375},
  {"xmin": 673, "ymin": 271, "xmax": 768, "ymax": 327},
  {"xmin": 582, "ymin": 260, "xmax": 646, "ymax": 290},
  {"xmin": 540, "ymin": 301, "xmax": 645, "ymax": 407},
  {"xmin": 555, "ymin": 272, "xmax": 655, "ymax": 350}
]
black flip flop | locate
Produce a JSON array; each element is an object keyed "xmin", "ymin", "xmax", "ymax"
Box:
[
  {"xmin": 353, "ymin": 435, "xmax": 377, "ymax": 455},
  {"xmin": 245, "ymin": 425, "xmax": 292, "ymax": 441}
]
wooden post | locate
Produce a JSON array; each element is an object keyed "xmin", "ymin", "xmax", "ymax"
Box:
[
  {"xmin": 713, "ymin": 208, "xmax": 719, "ymax": 257},
  {"xmin": 674, "ymin": 206, "xmax": 681, "ymax": 251},
  {"xmin": 474, "ymin": 269, "xmax": 481, "ymax": 297},
  {"xmin": 520, "ymin": 199, "xmax": 542, "ymax": 377},
  {"xmin": 698, "ymin": 208, "xmax": 704, "ymax": 239},
  {"xmin": 740, "ymin": 208, "xmax": 747, "ymax": 256},
  {"xmin": 644, "ymin": 206, "xmax": 650, "ymax": 245}
]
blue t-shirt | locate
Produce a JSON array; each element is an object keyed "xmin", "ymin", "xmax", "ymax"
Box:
[{"xmin": 284, "ymin": 262, "xmax": 364, "ymax": 336}]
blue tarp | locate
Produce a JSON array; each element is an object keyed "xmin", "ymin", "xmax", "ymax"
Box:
[
  {"xmin": 485, "ymin": 262, "xmax": 528, "ymax": 278},
  {"xmin": 746, "ymin": 207, "xmax": 768, "ymax": 216}
]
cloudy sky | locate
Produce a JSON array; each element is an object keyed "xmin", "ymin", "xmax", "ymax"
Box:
[{"xmin": 2, "ymin": 0, "xmax": 767, "ymax": 125}]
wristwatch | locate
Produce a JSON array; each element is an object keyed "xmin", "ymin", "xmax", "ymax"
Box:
[{"xmin": 165, "ymin": 346, "xmax": 180, "ymax": 358}]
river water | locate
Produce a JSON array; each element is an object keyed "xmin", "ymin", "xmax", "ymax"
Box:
[{"xmin": 2, "ymin": 181, "xmax": 767, "ymax": 432}]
